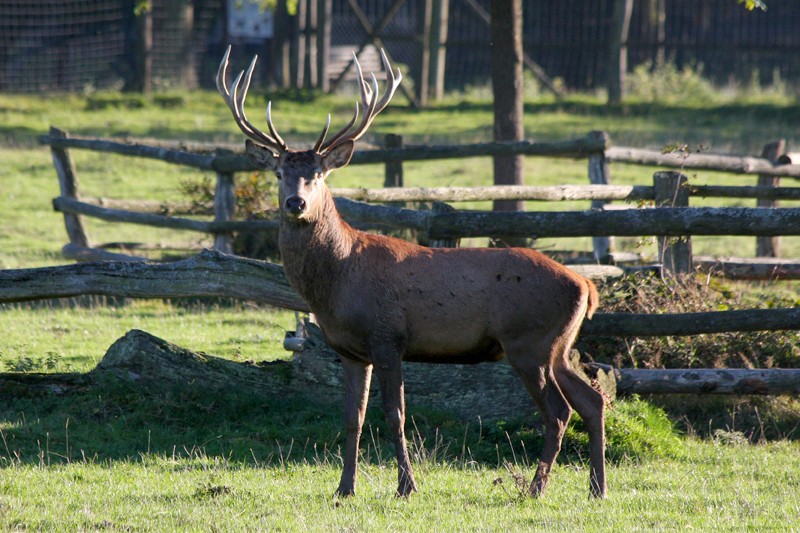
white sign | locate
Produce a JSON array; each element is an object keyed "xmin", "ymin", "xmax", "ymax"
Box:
[{"xmin": 227, "ymin": 0, "xmax": 274, "ymax": 39}]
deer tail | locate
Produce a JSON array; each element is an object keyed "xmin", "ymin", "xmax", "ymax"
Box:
[{"xmin": 585, "ymin": 279, "xmax": 599, "ymax": 320}]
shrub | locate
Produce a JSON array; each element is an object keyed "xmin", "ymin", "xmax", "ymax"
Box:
[{"xmin": 582, "ymin": 272, "xmax": 800, "ymax": 369}]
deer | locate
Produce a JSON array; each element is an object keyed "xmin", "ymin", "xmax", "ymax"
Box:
[{"xmin": 216, "ymin": 45, "xmax": 606, "ymax": 499}]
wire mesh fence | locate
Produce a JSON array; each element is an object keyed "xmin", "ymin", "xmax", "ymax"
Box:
[{"xmin": 1, "ymin": 0, "xmax": 799, "ymax": 95}]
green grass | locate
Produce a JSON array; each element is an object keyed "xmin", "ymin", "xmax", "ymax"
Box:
[
  {"xmin": 0, "ymin": 301, "xmax": 295, "ymax": 373},
  {"xmin": 1, "ymin": 440, "xmax": 798, "ymax": 530},
  {"xmin": 2, "ymin": 89, "xmax": 800, "ymax": 529}
]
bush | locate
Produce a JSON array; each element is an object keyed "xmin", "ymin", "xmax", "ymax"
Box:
[{"xmin": 582, "ymin": 272, "xmax": 800, "ymax": 369}]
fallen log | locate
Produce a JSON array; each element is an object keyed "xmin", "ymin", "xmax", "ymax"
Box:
[
  {"xmin": 0, "ymin": 249, "xmax": 307, "ymax": 311},
  {"xmin": 0, "ymin": 328, "xmax": 612, "ymax": 420},
  {"xmin": 611, "ymin": 368, "xmax": 800, "ymax": 395}
]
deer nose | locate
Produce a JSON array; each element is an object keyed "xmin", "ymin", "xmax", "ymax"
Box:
[{"xmin": 285, "ymin": 196, "xmax": 306, "ymax": 214}]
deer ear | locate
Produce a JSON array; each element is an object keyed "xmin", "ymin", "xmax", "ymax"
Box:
[
  {"xmin": 320, "ymin": 140, "xmax": 355, "ymax": 174},
  {"xmin": 245, "ymin": 140, "xmax": 280, "ymax": 171}
]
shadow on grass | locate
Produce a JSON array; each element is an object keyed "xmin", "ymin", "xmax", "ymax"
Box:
[{"xmin": 0, "ymin": 335, "xmax": 687, "ymax": 471}]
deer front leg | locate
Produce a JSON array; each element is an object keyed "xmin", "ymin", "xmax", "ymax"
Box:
[
  {"xmin": 373, "ymin": 355, "xmax": 417, "ymax": 497},
  {"xmin": 335, "ymin": 357, "xmax": 373, "ymax": 498}
]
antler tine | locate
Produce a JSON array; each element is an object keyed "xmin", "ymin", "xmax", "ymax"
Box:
[
  {"xmin": 216, "ymin": 46, "xmax": 287, "ymax": 153},
  {"xmin": 313, "ymin": 114, "xmax": 332, "ymax": 152},
  {"xmin": 265, "ymin": 102, "xmax": 287, "ymax": 149},
  {"xmin": 319, "ymin": 49, "xmax": 402, "ymax": 154},
  {"xmin": 317, "ymin": 102, "xmax": 360, "ymax": 153}
]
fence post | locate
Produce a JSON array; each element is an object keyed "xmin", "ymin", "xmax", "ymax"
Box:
[
  {"xmin": 213, "ymin": 168, "xmax": 236, "ymax": 254},
  {"xmin": 384, "ymin": 133, "xmax": 404, "ymax": 188},
  {"xmin": 653, "ymin": 171, "xmax": 691, "ymax": 275},
  {"xmin": 427, "ymin": 202, "xmax": 459, "ymax": 248},
  {"xmin": 756, "ymin": 139, "xmax": 785, "ymax": 258},
  {"xmin": 49, "ymin": 127, "xmax": 90, "ymax": 249},
  {"xmin": 587, "ymin": 131, "xmax": 613, "ymax": 261}
]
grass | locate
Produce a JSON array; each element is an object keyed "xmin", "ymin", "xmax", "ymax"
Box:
[
  {"xmin": 1, "ymin": 436, "xmax": 798, "ymax": 530},
  {"xmin": 2, "ymin": 87, "xmax": 800, "ymax": 529}
]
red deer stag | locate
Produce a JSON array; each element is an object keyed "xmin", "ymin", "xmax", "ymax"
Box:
[{"xmin": 216, "ymin": 46, "xmax": 606, "ymax": 498}]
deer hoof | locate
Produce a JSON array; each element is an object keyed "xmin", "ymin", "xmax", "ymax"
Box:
[
  {"xmin": 396, "ymin": 481, "xmax": 417, "ymax": 498},
  {"xmin": 334, "ymin": 486, "xmax": 356, "ymax": 498}
]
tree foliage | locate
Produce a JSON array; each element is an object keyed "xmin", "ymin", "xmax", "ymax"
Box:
[{"xmin": 737, "ymin": 0, "xmax": 767, "ymax": 11}]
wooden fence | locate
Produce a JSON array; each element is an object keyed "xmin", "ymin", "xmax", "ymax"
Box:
[
  {"xmin": 42, "ymin": 127, "xmax": 800, "ymax": 279},
  {"xmin": 8, "ymin": 121, "xmax": 800, "ymax": 397}
]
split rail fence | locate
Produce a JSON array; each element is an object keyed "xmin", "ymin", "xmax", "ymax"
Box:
[{"xmin": 5, "ymin": 126, "xmax": 798, "ymax": 396}]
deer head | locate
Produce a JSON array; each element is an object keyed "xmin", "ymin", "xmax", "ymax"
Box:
[{"xmin": 216, "ymin": 46, "xmax": 402, "ymax": 222}]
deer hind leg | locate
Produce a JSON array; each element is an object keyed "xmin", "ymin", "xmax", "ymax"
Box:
[
  {"xmin": 553, "ymin": 359, "xmax": 607, "ymax": 498},
  {"xmin": 372, "ymin": 350, "xmax": 417, "ymax": 497},
  {"xmin": 335, "ymin": 357, "xmax": 373, "ymax": 498},
  {"xmin": 506, "ymin": 340, "xmax": 572, "ymax": 497}
]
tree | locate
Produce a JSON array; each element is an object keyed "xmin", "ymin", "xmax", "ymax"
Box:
[{"xmin": 489, "ymin": 0, "xmax": 525, "ymax": 237}]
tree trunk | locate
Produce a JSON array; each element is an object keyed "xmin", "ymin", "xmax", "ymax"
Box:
[
  {"xmin": 490, "ymin": 0, "xmax": 525, "ymax": 224},
  {"xmin": 607, "ymin": 0, "xmax": 633, "ymax": 105}
]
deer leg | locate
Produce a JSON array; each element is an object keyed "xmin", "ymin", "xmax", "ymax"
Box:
[
  {"xmin": 335, "ymin": 357, "xmax": 373, "ymax": 498},
  {"xmin": 507, "ymin": 349, "xmax": 572, "ymax": 498},
  {"xmin": 373, "ymin": 355, "xmax": 417, "ymax": 497},
  {"xmin": 554, "ymin": 362, "xmax": 607, "ymax": 498}
]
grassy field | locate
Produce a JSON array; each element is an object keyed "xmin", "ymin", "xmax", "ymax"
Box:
[{"xmin": 2, "ymin": 87, "xmax": 800, "ymax": 529}]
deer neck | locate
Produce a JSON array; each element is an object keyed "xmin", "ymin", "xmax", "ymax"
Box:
[{"xmin": 278, "ymin": 185, "xmax": 356, "ymax": 309}]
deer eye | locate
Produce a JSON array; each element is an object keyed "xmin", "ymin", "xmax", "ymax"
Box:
[{"xmin": 275, "ymin": 171, "xmax": 282, "ymax": 180}]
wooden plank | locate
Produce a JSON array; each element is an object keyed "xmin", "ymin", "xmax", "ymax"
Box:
[
  {"xmin": 689, "ymin": 185, "xmax": 800, "ymax": 200},
  {"xmin": 606, "ymin": 146, "xmax": 800, "ymax": 179},
  {"xmin": 426, "ymin": 207, "xmax": 800, "ymax": 240},
  {"xmin": 53, "ymin": 196, "xmax": 278, "ymax": 233},
  {"xmin": 42, "ymin": 134, "xmax": 609, "ymax": 173},
  {"xmin": 80, "ymin": 197, "xmax": 207, "ymax": 215},
  {"xmin": 694, "ymin": 256, "xmax": 800, "ymax": 280},
  {"xmin": 580, "ymin": 308, "xmax": 800, "ymax": 337},
  {"xmin": 330, "ymin": 184, "xmax": 652, "ymax": 202},
  {"xmin": 40, "ymin": 133, "xmax": 216, "ymax": 169}
]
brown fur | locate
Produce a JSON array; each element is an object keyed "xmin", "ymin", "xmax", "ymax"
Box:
[{"xmin": 245, "ymin": 140, "xmax": 607, "ymax": 499}]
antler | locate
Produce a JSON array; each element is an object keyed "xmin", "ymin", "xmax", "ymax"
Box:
[
  {"xmin": 216, "ymin": 45, "xmax": 287, "ymax": 154},
  {"xmin": 317, "ymin": 49, "xmax": 402, "ymax": 155}
]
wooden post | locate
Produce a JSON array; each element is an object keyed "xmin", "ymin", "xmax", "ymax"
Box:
[
  {"xmin": 384, "ymin": 134, "xmax": 404, "ymax": 189},
  {"xmin": 653, "ymin": 171, "xmax": 691, "ymax": 275},
  {"xmin": 213, "ymin": 170, "xmax": 236, "ymax": 254},
  {"xmin": 316, "ymin": 0, "xmax": 331, "ymax": 93},
  {"xmin": 428, "ymin": 0, "xmax": 449, "ymax": 101},
  {"xmin": 49, "ymin": 127, "xmax": 90, "ymax": 249},
  {"xmin": 587, "ymin": 131, "xmax": 613, "ymax": 261},
  {"xmin": 427, "ymin": 202, "xmax": 460, "ymax": 249},
  {"xmin": 756, "ymin": 139, "xmax": 786, "ymax": 258}
]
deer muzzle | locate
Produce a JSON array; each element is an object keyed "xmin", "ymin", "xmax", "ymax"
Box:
[{"xmin": 285, "ymin": 196, "xmax": 307, "ymax": 216}]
